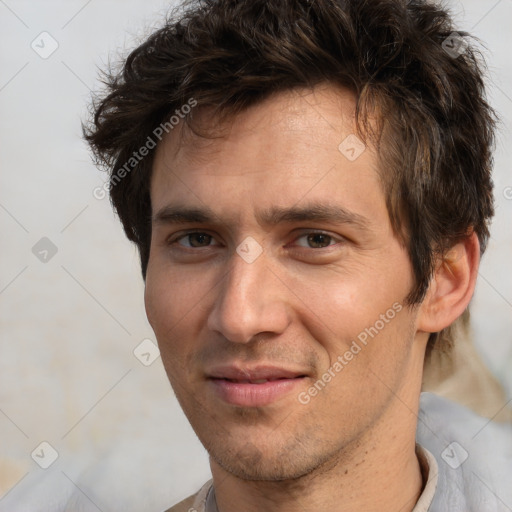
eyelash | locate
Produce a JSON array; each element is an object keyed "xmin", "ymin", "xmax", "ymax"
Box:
[{"xmin": 167, "ymin": 230, "xmax": 343, "ymax": 250}]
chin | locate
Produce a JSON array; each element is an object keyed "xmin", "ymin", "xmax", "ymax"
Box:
[
  {"xmin": 208, "ymin": 436, "xmax": 332, "ymax": 482},
  {"xmin": 215, "ymin": 455, "xmax": 310, "ymax": 481}
]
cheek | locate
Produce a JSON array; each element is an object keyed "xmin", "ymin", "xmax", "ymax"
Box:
[
  {"xmin": 283, "ymin": 262, "xmax": 414, "ymax": 383},
  {"xmin": 145, "ymin": 259, "xmax": 206, "ymax": 325},
  {"xmin": 286, "ymin": 265, "xmax": 403, "ymax": 338},
  {"xmin": 144, "ymin": 272, "xmax": 191, "ymax": 383},
  {"xmin": 144, "ymin": 261, "xmax": 217, "ymax": 364},
  {"xmin": 307, "ymin": 307, "xmax": 415, "ymax": 418},
  {"xmin": 144, "ymin": 264, "xmax": 167, "ymax": 332},
  {"xmin": 144, "ymin": 264, "xmax": 187, "ymax": 352}
]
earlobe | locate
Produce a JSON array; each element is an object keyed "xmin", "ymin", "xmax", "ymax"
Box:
[{"xmin": 417, "ymin": 232, "xmax": 480, "ymax": 334}]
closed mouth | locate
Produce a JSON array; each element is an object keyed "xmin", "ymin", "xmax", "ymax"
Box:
[{"xmin": 211, "ymin": 376, "xmax": 307, "ymax": 384}]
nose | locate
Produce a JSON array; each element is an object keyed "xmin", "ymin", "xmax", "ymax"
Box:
[{"xmin": 207, "ymin": 245, "xmax": 291, "ymax": 344}]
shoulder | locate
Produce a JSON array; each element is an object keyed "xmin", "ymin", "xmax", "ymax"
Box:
[
  {"xmin": 417, "ymin": 391, "xmax": 512, "ymax": 454},
  {"xmin": 162, "ymin": 493, "xmax": 196, "ymax": 512},
  {"xmin": 417, "ymin": 392, "xmax": 512, "ymax": 511},
  {"xmin": 161, "ymin": 479, "xmax": 213, "ymax": 512}
]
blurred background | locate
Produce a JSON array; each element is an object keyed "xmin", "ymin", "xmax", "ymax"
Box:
[{"xmin": 0, "ymin": 0, "xmax": 511, "ymax": 510}]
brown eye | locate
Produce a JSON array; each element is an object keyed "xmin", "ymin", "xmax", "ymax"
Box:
[
  {"xmin": 178, "ymin": 233, "xmax": 213, "ymax": 247},
  {"xmin": 307, "ymin": 233, "xmax": 332, "ymax": 248},
  {"xmin": 295, "ymin": 232, "xmax": 335, "ymax": 248}
]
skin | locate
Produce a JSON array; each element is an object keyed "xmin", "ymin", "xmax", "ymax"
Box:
[{"xmin": 144, "ymin": 84, "xmax": 480, "ymax": 512}]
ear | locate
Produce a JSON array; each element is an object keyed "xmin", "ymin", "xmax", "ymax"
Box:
[{"xmin": 417, "ymin": 231, "xmax": 480, "ymax": 334}]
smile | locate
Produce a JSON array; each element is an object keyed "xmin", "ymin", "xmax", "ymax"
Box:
[{"xmin": 208, "ymin": 375, "xmax": 307, "ymax": 407}]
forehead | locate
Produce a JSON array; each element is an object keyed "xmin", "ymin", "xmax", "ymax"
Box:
[
  {"xmin": 154, "ymin": 85, "xmax": 360, "ymax": 168},
  {"xmin": 150, "ymin": 85, "xmax": 386, "ymax": 229}
]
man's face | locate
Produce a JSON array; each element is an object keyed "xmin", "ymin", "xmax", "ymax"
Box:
[{"xmin": 145, "ymin": 85, "xmax": 424, "ymax": 480}]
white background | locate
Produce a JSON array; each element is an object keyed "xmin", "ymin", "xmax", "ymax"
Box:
[{"xmin": 0, "ymin": 0, "xmax": 511, "ymax": 510}]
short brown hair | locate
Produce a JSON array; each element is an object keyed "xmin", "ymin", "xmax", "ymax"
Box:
[{"xmin": 84, "ymin": 0, "xmax": 495, "ymax": 321}]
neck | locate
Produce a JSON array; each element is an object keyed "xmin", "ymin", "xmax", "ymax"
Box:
[{"xmin": 210, "ymin": 385, "xmax": 424, "ymax": 512}]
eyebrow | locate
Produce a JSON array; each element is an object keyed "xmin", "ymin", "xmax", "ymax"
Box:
[
  {"xmin": 152, "ymin": 206, "xmax": 215, "ymax": 225},
  {"xmin": 152, "ymin": 202, "xmax": 371, "ymax": 231},
  {"xmin": 257, "ymin": 203, "xmax": 370, "ymax": 229}
]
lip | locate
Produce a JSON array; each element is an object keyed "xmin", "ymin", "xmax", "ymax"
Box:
[
  {"xmin": 207, "ymin": 365, "xmax": 308, "ymax": 407},
  {"xmin": 207, "ymin": 365, "xmax": 307, "ymax": 381}
]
